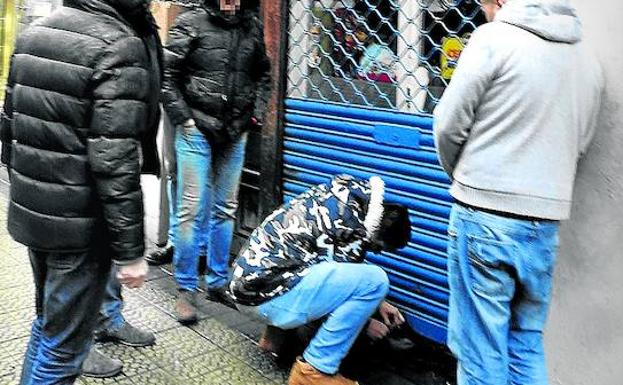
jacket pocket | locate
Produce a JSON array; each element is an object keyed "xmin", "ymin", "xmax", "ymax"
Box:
[{"xmin": 185, "ymin": 76, "xmax": 226, "ymax": 114}]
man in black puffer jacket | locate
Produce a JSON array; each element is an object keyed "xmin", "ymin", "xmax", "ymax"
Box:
[
  {"xmin": 162, "ymin": 0, "xmax": 270, "ymax": 145},
  {"xmin": 0, "ymin": 0, "xmax": 162, "ymax": 383},
  {"xmin": 162, "ymin": 0, "xmax": 271, "ymax": 323}
]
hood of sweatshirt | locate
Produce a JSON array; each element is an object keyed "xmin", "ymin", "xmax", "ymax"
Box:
[{"xmin": 496, "ymin": 0, "xmax": 582, "ymax": 43}]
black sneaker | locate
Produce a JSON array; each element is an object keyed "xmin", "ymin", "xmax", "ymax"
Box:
[
  {"xmin": 206, "ymin": 286, "xmax": 238, "ymax": 310},
  {"xmin": 81, "ymin": 347, "xmax": 123, "ymax": 378},
  {"xmin": 145, "ymin": 245, "xmax": 174, "ymax": 265},
  {"xmin": 94, "ymin": 322, "xmax": 156, "ymax": 347}
]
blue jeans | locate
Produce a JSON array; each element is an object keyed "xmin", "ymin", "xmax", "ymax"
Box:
[
  {"xmin": 98, "ymin": 267, "xmax": 125, "ymax": 331},
  {"xmin": 253, "ymin": 262, "xmax": 389, "ymax": 374},
  {"xmin": 447, "ymin": 204, "xmax": 560, "ymax": 385},
  {"xmin": 173, "ymin": 127, "xmax": 247, "ymax": 291},
  {"xmin": 21, "ymin": 247, "xmax": 111, "ymax": 385}
]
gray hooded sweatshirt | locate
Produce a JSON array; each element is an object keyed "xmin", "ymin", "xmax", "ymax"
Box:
[{"xmin": 433, "ymin": 0, "xmax": 603, "ymax": 220}]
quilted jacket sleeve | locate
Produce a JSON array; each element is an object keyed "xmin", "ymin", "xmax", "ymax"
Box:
[
  {"xmin": 87, "ymin": 36, "xmax": 150, "ymax": 265},
  {"xmin": 1, "ymin": 56, "xmax": 15, "ymax": 167},
  {"xmin": 161, "ymin": 12, "xmax": 195, "ymax": 126},
  {"xmin": 251, "ymin": 17, "xmax": 271, "ymax": 122}
]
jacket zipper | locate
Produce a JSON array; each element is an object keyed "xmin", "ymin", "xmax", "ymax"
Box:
[{"xmin": 224, "ymin": 28, "xmax": 242, "ymax": 118}]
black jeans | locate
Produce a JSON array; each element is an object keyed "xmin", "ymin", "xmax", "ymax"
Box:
[{"xmin": 20, "ymin": 246, "xmax": 111, "ymax": 385}]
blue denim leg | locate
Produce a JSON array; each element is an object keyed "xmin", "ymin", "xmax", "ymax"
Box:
[
  {"xmin": 204, "ymin": 133, "xmax": 247, "ymax": 289},
  {"xmin": 446, "ymin": 204, "xmax": 559, "ymax": 385},
  {"xmin": 167, "ymin": 176, "xmax": 178, "ymax": 243},
  {"xmin": 173, "ymin": 126, "xmax": 212, "ymax": 291},
  {"xmin": 98, "ymin": 267, "xmax": 126, "ymax": 330},
  {"xmin": 20, "ymin": 247, "xmax": 111, "ymax": 385},
  {"xmin": 257, "ymin": 262, "xmax": 389, "ymax": 374},
  {"xmin": 21, "ymin": 316, "xmax": 42, "ymax": 381}
]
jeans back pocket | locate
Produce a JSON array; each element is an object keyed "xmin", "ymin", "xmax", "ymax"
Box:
[{"xmin": 467, "ymin": 236, "xmax": 515, "ymax": 298}]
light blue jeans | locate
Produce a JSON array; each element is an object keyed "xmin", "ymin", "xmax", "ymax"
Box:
[
  {"xmin": 447, "ymin": 204, "xmax": 560, "ymax": 385},
  {"xmin": 253, "ymin": 261, "xmax": 389, "ymax": 374},
  {"xmin": 173, "ymin": 126, "xmax": 247, "ymax": 291}
]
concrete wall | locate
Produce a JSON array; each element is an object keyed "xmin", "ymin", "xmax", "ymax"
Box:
[{"xmin": 545, "ymin": 2, "xmax": 623, "ymax": 384}]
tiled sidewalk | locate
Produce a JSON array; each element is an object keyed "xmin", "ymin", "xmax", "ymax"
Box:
[
  {"xmin": 0, "ymin": 183, "xmax": 283, "ymax": 385},
  {"xmin": 0, "ymin": 178, "xmax": 454, "ymax": 385}
]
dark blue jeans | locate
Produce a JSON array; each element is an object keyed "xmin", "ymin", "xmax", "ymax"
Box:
[
  {"xmin": 98, "ymin": 267, "xmax": 125, "ymax": 331},
  {"xmin": 20, "ymin": 247, "xmax": 111, "ymax": 385}
]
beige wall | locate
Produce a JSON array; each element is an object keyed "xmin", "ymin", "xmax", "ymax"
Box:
[{"xmin": 545, "ymin": 2, "xmax": 623, "ymax": 384}]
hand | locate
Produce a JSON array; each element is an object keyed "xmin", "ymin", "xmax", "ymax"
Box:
[
  {"xmin": 379, "ymin": 301, "xmax": 405, "ymax": 329},
  {"xmin": 182, "ymin": 119, "xmax": 196, "ymax": 135},
  {"xmin": 116, "ymin": 258, "xmax": 148, "ymax": 289},
  {"xmin": 366, "ymin": 319, "xmax": 390, "ymax": 341},
  {"xmin": 183, "ymin": 118, "xmax": 196, "ymax": 128}
]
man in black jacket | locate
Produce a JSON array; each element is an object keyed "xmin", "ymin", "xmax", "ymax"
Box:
[
  {"xmin": 162, "ymin": 0, "xmax": 271, "ymax": 323},
  {"xmin": 0, "ymin": 0, "xmax": 162, "ymax": 383}
]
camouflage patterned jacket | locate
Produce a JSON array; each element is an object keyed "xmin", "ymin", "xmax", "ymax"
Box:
[{"xmin": 228, "ymin": 175, "xmax": 385, "ymax": 306}]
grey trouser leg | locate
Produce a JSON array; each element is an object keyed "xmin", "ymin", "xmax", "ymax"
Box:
[{"xmin": 157, "ymin": 111, "xmax": 177, "ymax": 246}]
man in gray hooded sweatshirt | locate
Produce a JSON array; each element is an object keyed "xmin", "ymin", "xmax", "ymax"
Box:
[{"xmin": 434, "ymin": 1, "xmax": 603, "ymax": 384}]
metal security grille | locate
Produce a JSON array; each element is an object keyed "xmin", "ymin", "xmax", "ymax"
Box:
[{"xmin": 287, "ymin": 0, "xmax": 485, "ymax": 114}]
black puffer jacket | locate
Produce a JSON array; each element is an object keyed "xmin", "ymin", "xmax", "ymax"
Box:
[
  {"xmin": 162, "ymin": 0, "xmax": 271, "ymax": 144},
  {"xmin": 0, "ymin": 0, "xmax": 162, "ymax": 263}
]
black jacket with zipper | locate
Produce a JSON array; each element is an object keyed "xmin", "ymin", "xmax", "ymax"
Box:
[
  {"xmin": 0, "ymin": 0, "xmax": 163, "ymax": 264},
  {"xmin": 162, "ymin": 1, "xmax": 271, "ymax": 144}
]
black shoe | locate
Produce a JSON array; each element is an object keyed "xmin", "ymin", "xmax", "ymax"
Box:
[
  {"xmin": 81, "ymin": 347, "xmax": 123, "ymax": 378},
  {"xmin": 206, "ymin": 286, "xmax": 238, "ymax": 310},
  {"xmin": 145, "ymin": 245, "xmax": 174, "ymax": 265},
  {"xmin": 94, "ymin": 322, "xmax": 156, "ymax": 347}
]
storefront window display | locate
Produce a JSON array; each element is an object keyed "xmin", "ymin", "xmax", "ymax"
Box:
[{"xmin": 288, "ymin": 0, "xmax": 485, "ymax": 114}]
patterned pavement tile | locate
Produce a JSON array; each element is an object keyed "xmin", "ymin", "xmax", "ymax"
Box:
[
  {"xmin": 133, "ymin": 280, "xmax": 177, "ymax": 305},
  {"xmin": 190, "ymin": 319, "xmax": 250, "ymax": 349},
  {"xmin": 154, "ymin": 294, "xmax": 242, "ymax": 324},
  {"xmin": 78, "ymin": 373, "xmax": 134, "ymax": 385},
  {"xmin": 231, "ymin": 320, "xmax": 264, "ymax": 341},
  {"xmin": 0, "ymin": 287, "xmax": 35, "ymax": 315},
  {"xmin": 198, "ymin": 364, "xmax": 278, "ymax": 385},
  {"xmin": 122, "ymin": 369, "xmax": 183, "ymax": 385},
  {"xmin": 145, "ymin": 267, "xmax": 170, "ymax": 282},
  {"xmin": 151, "ymin": 348, "xmax": 240, "ymax": 382},
  {"xmin": 0, "ymin": 319, "xmax": 33, "ymax": 343},
  {"xmin": 139, "ymin": 327, "xmax": 219, "ymax": 368},
  {"xmin": 92, "ymin": 343, "xmax": 160, "ymax": 378},
  {"xmin": 224, "ymin": 339, "xmax": 289, "ymax": 384},
  {"xmin": 0, "ymin": 337, "xmax": 28, "ymax": 378},
  {"xmin": 122, "ymin": 304, "xmax": 179, "ymax": 335},
  {"xmin": 0, "ymin": 371, "xmax": 21, "ymax": 385}
]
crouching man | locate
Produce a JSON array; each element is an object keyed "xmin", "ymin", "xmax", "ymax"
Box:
[{"xmin": 227, "ymin": 175, "xmax": 411, "ymax": 385}]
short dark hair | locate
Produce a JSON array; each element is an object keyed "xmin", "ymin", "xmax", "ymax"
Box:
[{"xmin": 378, "ymin": 203, "xmax": 411, "ymax": 251}]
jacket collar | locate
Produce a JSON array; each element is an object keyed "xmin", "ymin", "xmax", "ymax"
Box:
[{"xmin": 64, "ymin": 0, "xmax": 158, "ymax": 36}]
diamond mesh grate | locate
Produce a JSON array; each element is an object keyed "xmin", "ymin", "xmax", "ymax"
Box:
[{"xmin": 286, "ymin": 0, "xmax": 485, "ymax": 114}]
